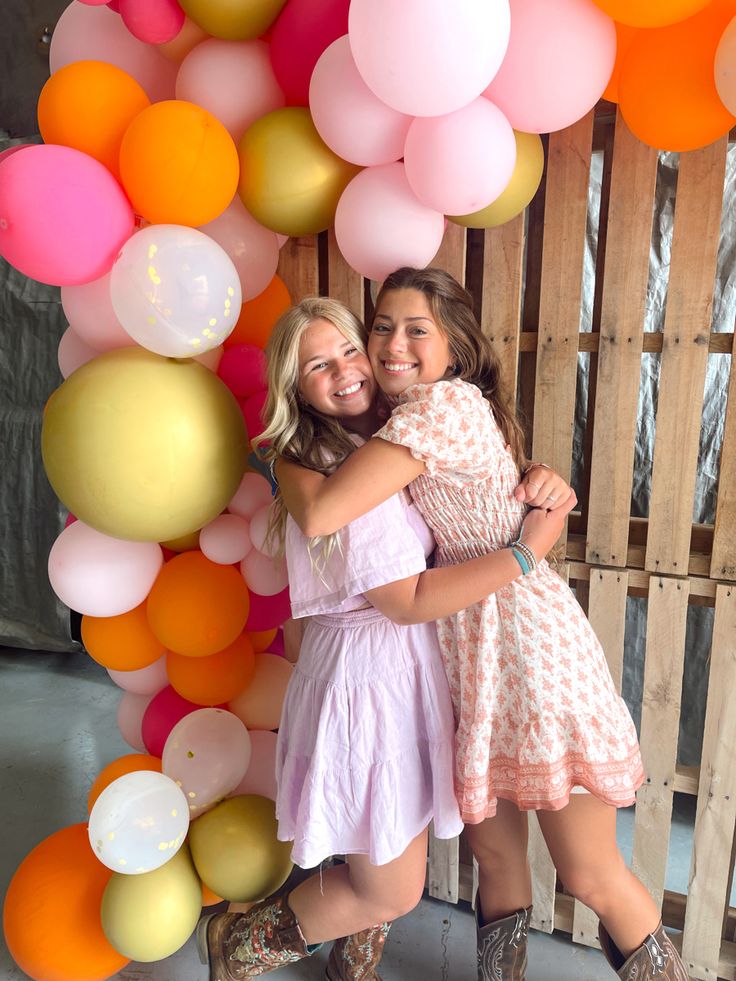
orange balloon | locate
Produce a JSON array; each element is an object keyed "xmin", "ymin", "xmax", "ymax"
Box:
[
  {"xmin": 224, "ymin": 274, "xmax": 291, "ymax": 349},
  {"xmin": 82, "ymin": 603, "xmax": 166, "ymax": 671},
  {"xmin": 602, "ymin": 22, "xmax": 639, "ymax": 103},
  {"xmin": 593, "ymin": 0, "xmax": 710, "ymax": 28},
  {"xmin": 87, "ymin": 754, "xmax": 162, "ymax": 813},
  {"xmin": 201, "ymin": 880, "xmax": 224, "ymax": 907},
  {"xmin": 166, "ymin": 632, "xmax": 256, "ymax": 704},
  {"xmin": 119, "ymin": 100, "xmax": 239, "ymax": 226},
  {"xmin": 38, "ymin": 60, "xmax": 150, "ymax": 180},
  {"xmin": 146, "ymin": 550, "xmax": 250, "ymax": 657},
  {"xmin": 3, "ymin": 824, "xmax": 129, "ymax": 981},
  {"xmin": 619, "ymin": 0, "xmax": 736, "ymax": 151},
  {"xmin": 248, "ymin": 628, "xmax": 277, "ymax": 652}
]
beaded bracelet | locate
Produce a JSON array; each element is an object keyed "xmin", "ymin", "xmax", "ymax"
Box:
[{"xmin": 509, "ymin": 537, "xmax": 537, "ymax": 576}]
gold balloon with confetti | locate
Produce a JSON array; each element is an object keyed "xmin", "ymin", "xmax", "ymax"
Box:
[
  {"xmin": 42, "ymin": 348, "xmax": 248, "ymax": 543},
  {"xmin": 238, "ymin": 107, "xmax": 360, "ymax": 237},
  {"xmin": 188, "ymin": 795, "xmax": 293, "ymax": 902},
  {"xmin": 178, "ymin": 0, "xmax": 287, "ymax": 39}
]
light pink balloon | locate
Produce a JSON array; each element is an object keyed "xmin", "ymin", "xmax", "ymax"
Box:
[
  {"xmin": 229, "ymin": 729, "xmax": 277, "ymax": 801},
  {"xmin": 194, "ymin": 345, "xmax": 224, "ymax": 371},
  {"xmin": 162, "ymin": 707, "xmax": 252, "ymax": 816},
  {"xmin": 47, "ymin": 521, "xmax": 163, "ymax": 617},
  {"xmin": 50, "ymin": 2, "xmax": 177, "ymax": 102},
  {"xmin": 117, "ymin": 691, "xmax": 155, "ymax": 752},
  {"xmin": 484, "ymin": 0, "xmax": 616, "ymax": 134},
  {"xmin": 349, "ymin": 0, "xmax": 510, "ymax": 117},
  {"xmin": 108, "ymin": 654, "xmax": 169, "ymax": 695},
  {"xmin": 57, "ymin": 327, "xmax": 101, "ymax": 379},
  {"xmin": 335, "ymin": 163, "xmax": 445, "ymax": 282},
  {"xmin": 200, "ymin": 513, "xmax": 253, "ymax": 565},
  {"xmin": 229, "ymin": 653, "xmax": 292, "ymax": 731},
  {"xmin": 199, "ymin": 198, "xmax": 280, "ymax": 301},
  {"xmin": 276, "ymin": 234, "xmax": 289, "ymax": 249},
  {"xmin": 310, "ymin": 36, "xmax": 412, "ymax": 166},
  {"xmin": 404, "ymin": 97, "xmax": 516, "ymax": 216},
  {"xmin": 176, "ymin": 39, "xmax": 285, "ymax": 142},
  {"xmin": 227, "ymin": 472, "xmax": 273, "ymax": 520},
  {"xmin": 248, "ymin": 504, "xmax": 277, "ymax": 557},
  {"xmin": 61, "ymin": 273, "xmax": 137, "ymax": 352},
  {"xmin": 241, "ymin": 549, "xmax": 288, "ymax": 596},
  {"xmin": 119, "ymin": 0, "xmax": 185, "ymax": 44}
]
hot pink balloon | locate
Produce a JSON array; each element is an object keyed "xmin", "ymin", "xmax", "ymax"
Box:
[
  {"xmin": 267, "ymin": 629, "xmax": 285, "ymax": 657},
  {"xmin": 200, "ymin": 513, "xmax": 253, "ymax": 565},
  {"xmin": 199, "ymin": 198, "xmax": 280, "ymax": 301},
  {"xmin": 404, "ymin": 97, "xmax": 516, "ymax": 216},
  {"xmin": 118, "ymin": 691, "xmax": 155, "ymax": 751},
  {"xmin": 50, "ymin": 2, "xmax": 177, "ymax": 102},
  {"xmin": 270, "ymin": 0, "xmax": 350, "ymax": 106},
  {"xmin": 142, "ymin": 685, "xmax": 202, "ymax": 757},
  {"xmin": 79, "ymin": 0, "xmax": 111, "ymax": 5},
  {"xmin": 348, "ymin": 0, "xmax": 511, "ymax": 117},
  {"xmin": 47, "ymin": 521, "xmax": 163, "ymax": 617},
  {"xmin": 245, "ymin": 587, "xmax": 290, "ymax": 631},
  {"xmin": 240, "ymin": 389, "xmax": 268, "ymax": 440},
  {"xmin": 334, "ymin": 163, "xmax": 445, "ymax": 283},
  {"xmin": 61, "ymin": 272, "xmax": 137, "ymax": 352},
  {"xmin": 309, "ymin": 36, "xmax": 412, "ymax": 167},
  {"xmin": 119, "ymin": 0, "xmax": 185, "ymax": 44},
  {"xmin": 217, "ymin": 345, "xmax": 267, "ymax": 398},
  {"xmin": 0, "ymin": 144, "xmax": 31, "ymax": 166},
  {"xmin": 229, "ymin": 729, "xmax": 277, "ymax": 800},
  {"xmin": 241, "ymin": 549, "xmax": 288, "ymax": 596},
  {"xmin": 57, "ymin": 327, "xmax": 101, "ymax": 379},
  {"xmin": 484, "ymin": 0, "xmax": 616, "ymax": 134},
  {"xmin": 108, "ymin": 654, "xmax": 169, "ymax": 695},
  {"xmin": 177, "ymin": 39, "xmax": 285, "ymax": 142},
  {"xmin": 0, "ymin": 145, "xmax": 134, "ymax": 287},
  {"xmin": 228, "ymin": 473, "xmax": 273, "ymax": 520}
]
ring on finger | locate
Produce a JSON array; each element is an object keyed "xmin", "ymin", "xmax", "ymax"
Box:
[{"xmin": 546, "ymin": 494, "xmax": 557, "ymax": 502}]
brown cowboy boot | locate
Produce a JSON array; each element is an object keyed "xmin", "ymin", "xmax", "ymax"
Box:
[
  {"xmin": 196, "ymin": 893, "xmax": 312, "ymax": 980},
  {"xmin": 476, "ymin": 905, "xmax": 531, "ymax": 981},
  {"xmin": 598, "ymin": 921, "xmax": 690, "ymax": 980},
  {"xmin": 325, "ymin": 923, "xmax": 391, "ymax": 981}
]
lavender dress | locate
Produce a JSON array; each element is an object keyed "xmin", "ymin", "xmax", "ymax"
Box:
[{"xmin": 275, "ymin": 492, "xmax": 463, "ymax": 868}]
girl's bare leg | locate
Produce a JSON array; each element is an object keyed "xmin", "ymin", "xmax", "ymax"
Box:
[{"xmin": 464, "ymin": 800, "xmax": 532, "ymax": 923}]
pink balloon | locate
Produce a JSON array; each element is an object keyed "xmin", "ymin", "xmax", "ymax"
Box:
[
  {"xmin": 194, "ymin": 345, "xmax": 224, "ymax": 372},
  {"xmin": 245, "ymin": 587, "xmax": 290, "ymax": 631},
  {"xmin": 108, "ymin": 654, "xmax": 169, "ymax": 694},
  {"xmin": 276, "ymin": 234, "xmax": 289, "ymax": 248},
  {"xmin": 142, "ymin": 685, "xmax": 202, "ymax": 757},
  {"xmin": 248, "ymin": 504, "xmax": 279, "ymax": 558},
  {"xmin": 79, "ymin": 0, "xmax": 112, "ymax": 5},
  {"xmin": 334, "ymin": 163, "xmax": 445, "ymax": 282},
  {"xmin": 47, "ymin": 521, "xmax": 164, "ymax": 617},
  {"xmin": 0, "ymin": 145, "xmax": 31, "ymax": 166},
  {"xmin": 199, "ymin": 198, "xmax": 280, "ymax": 301},
  {"xmin": 50, "ymin": 2, "xmax": 177, "ymax": 102},
  {"xmin": 228, "ymin": 653, "xmax": 292, "ymax": 730},
  {"xmin": 119, "ymin": 0, "xmax": 185, "ymax": 44},
  {"xmin": 117, "ymin": 691, "xmax": 155, "ymax": 751},
  {"xmin": 0, "ymin": 145, "xmax": 134, "ymax": 287},
  {"xmin": 57, "ymin": 327, "xmax": 101, "ymax": 379},
  {"xmin": 348, "ymin": 0, "xmax": 510, "ymax": 117},
  {"xmin": 61, "ymin": 273, "xmax": 137, "ymax": 352},
  {"xmin": 241, "ymin": 549, "xmax": 288, "ymax": 596},
  {"xmin": 266, "ymin": 629, "xmax": 284, "ymax": 657},
  {"xmin": 404, "ymin": 97, "xmax": 516, "ymax": 216},
  {"xmin": 177, "ymin": 39, "xmax": 285, "ymax": 142},
  {"xmin": 240, "ymin": 389, "xmax": 268, "ymax": 439},
  {"xmin": 64, "ymin": 512, "xmax": 78, "ymax": 528},
  {"xmin": 228, "ymin": 472, "xmax": 273, "ymax": 520},
  {"xmin": 229, "ymin": 729, "xmax": 277, "ymax": 800},
  {"xmin": 200, "ymin": 513, "xmax": 253, "ymax": 565},
  {"xmin": 217, "ymin": 345, "xmax": 267, "ymax": 398},
  {"xmin": 108, "ymin": 0, "xmax": 121, "ymax": 10},
  {"xmin": 484, "ymin": 0, "xmax": 616, "ymax": 134},
  {"xmin": 309, "ymin": 36, "xmax": 412, "ymax": 167},
  {"xmin": 270, "ymin": 0, "xmax": 350, "ymax": 106}
]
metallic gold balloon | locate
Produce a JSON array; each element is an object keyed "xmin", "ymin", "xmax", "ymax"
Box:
[
  {"xmin": 178, "ymin": 0, "xmax": 286, "ymax": 40},
  {"xmin": 238, "ymin": 107, "xmax": 360, "ymax": 237},
  {"xmin": 101, "ymin": 844, "xmax": 202, "ymax": 962},
  {"xmin": 161, "ymin": 530, "xmax": 201, "ymax": 552},
  {"xmin": 449, "ymin": 131, "xmax": 544, "ymax": 229},
  {"xmin": 42, "ymin": 348, "xmax": 248, "ymax": 543},
  {"xmin": 188, "ymin": 795, "xmax": 293, "ymax": 902}
]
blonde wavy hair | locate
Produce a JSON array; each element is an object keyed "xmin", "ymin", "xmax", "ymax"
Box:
[{"xmin": 254, "ymin": 296, "xmax": 370, "ymax": 560}]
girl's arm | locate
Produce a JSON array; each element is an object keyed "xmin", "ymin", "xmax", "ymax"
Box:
[
  {"xmin": 276, "ymin": 438, "xmax": 423, "ymax": 537},
  {"xmin": 282, "ymin": 617, "xmax": 305, "ymax": 664},
  {"xmin": 363, "ymin": 494, "xmax": 576, "ymax": 625}
]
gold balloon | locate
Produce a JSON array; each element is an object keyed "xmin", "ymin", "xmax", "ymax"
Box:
[
  {"xmin": 178, "ymin": 0, "xmax": 286, "ymax": 40},
  {"xmin": 161, "ymin": 530, "xmax": 201, "ymax": 552},
  {"xmin": 101, "ymin": 844, "xmax": 202, "ymax": 962},
  {"xmin": 42, "ymin": 348, "xmax": 248, "ymax": 543},
  {"xmin": 238, "ymin": 107, "xmax": 360, "ymax": 237},
  {"xmin": 449, "ymin": 131, "xmax": 545, "ymax": 229},
  {"xmin": 189, "ymin": 795, "xmax": 293, "ymax": 903}
]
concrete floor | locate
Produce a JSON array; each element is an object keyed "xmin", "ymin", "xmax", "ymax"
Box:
[{"xmin": 0, "ymin": 649, "xmax": 698, "ymax": 981}]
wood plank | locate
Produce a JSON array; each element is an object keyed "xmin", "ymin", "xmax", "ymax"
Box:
[
  {"xmin": 427, "ymin": 824, "xmax": 459, "ymax": 904},
  {"xmin": 326, "ymin": 228, "xmax": 364, "ymax": 320},
  {"xmin": 682, "ymin": 584, "xmax": 736, "ymax": 977},
  {"xmin": 517, "ymin": 331, "xmax": 734, "ymax": 354},
  {"xmin": 711, "ymin": 354, "xmax": 736, "ymax": 580},
  {"xmin": 645, "ymin": 138, "xmax": 728, "ymax": 576},
  {"xmin": 431, "ymin": 221, "xmax": 467, "ymax": 284},
  {"xmin": 276, "ymin": 236, "xmax": 319, "ymax": 300},
  {"xmin": 631, "ymin": 576, "xmax": 690, "ymax": 908},
  {"xmin": 586, "ymin": 114, "xmax": 658, "ymax": 567},
  {"xmin": 529, "ymin": 812, "xmax": 557, "ymax": 934},
  {"xmin": 531, "ymin": 112, "xmax": 594, "ymax": 481},
  {"xmin": 481, "ymin": 213, "xmax": 525, "ymax": 395},
  {"xmin": 587, "ymin": 568, "xmax": 629, "ymax": 690},
  {"xmin": 567, "ymin": 559, "xmax": 717, "ymax": 601}
]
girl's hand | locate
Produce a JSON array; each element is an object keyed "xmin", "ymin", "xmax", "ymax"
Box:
[
  {"xmin": 517, "ymin": 490, "xmax": 577, "ymax": 563},
  {"xmin": 514, "ymin": 463, "xmax": 575, "ymax": 512}
]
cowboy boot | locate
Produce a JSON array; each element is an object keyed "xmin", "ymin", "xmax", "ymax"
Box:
[
  {"xmin": 196, "ymin": 893, "xmax": 312, "ymax": 980},
  {"xmin": 325, "ymin": 923, "xmax": 391, "ymax": 981},
  {"xmin": 476, "ymin": 905, "xmax": 531, "ymax": 981},
  {"xmin": 598, "ymin": 921, "xmax": 690, "ymax": 980}
]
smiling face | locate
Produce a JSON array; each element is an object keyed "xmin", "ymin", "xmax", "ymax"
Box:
[
  {"xmin": 368, "ymin": 288, "xmax": 454, "ymax": 397},
  {"xmin": 297, "ymin": 317, "xmax": 377, "ymax": 422}
]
